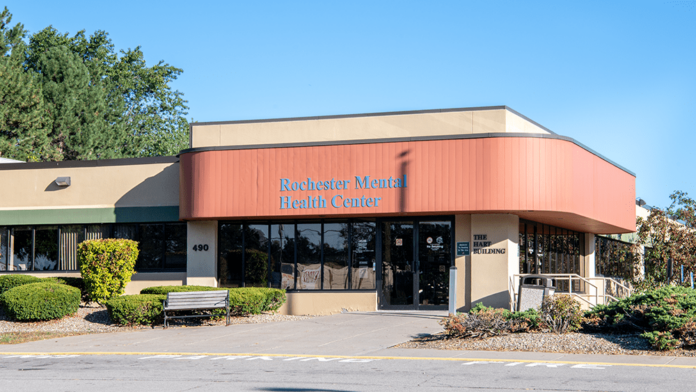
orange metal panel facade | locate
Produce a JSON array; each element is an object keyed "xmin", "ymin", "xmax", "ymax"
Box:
[{"xmin": 179, "ymin": 137, "xmax": 636, "ymax": 233}]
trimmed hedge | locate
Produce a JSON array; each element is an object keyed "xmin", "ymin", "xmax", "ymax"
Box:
[
  {"xmin": 140, "ymin": 285, "xmax": 225, "ymax": 295},
  {"xmin": 2, "ymin": 282, "xmax": 80, "ymax": 321},
  {"xmin": 78, "ymin": 239, "xmax": 139, "ymax": 303},
  {"xmin": 43, "ymin": 277, "xmax": 87, "ymax": 299},
  {"xmin": 0, "ymin": 275, "xmax": 42, "ymax": 295},
  {"xmin": 138, "ymin": 285, "xmax": 287, "ymax": 317},
  {"xmin": 105, "ymin": 294, "xmax": 166, "ymax": 326}
]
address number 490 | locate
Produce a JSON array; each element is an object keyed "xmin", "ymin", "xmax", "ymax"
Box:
[{"xmin": 192, "ymin": 244, "xmax": 209, "ymax": 251}]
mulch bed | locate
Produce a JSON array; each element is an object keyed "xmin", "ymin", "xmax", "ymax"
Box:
[{"xmin": 395, "ymin": 331, "xmax": 696, "ymax": 357}]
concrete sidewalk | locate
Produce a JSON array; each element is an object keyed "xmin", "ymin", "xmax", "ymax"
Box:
[
  {"xmin": 1, "ymin": 311, "xmax": 445, "ymax": 356},
  {"xmin": 3, "ymin": 311, "xmax": 696, "ymax": 368}
]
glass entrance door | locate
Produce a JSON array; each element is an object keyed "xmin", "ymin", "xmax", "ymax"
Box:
[
  {"xmin": 378, "ymin": 218, "xmax": 452, "ymax": 310},
  {"xmin": 380, "ymin": 221, "xmax": 415, "ymax": 309},
  {"xmin": 418, "ymin": 221, "xmax": 451, "ymax": 308}
]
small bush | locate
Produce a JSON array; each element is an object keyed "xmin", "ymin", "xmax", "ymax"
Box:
[
  {"xmin": 541, "ymin": 295, "xmax": 583, "ymax": 334},
  {"xmin": 43, "ymin": 277, "xmax": 87, "ymax": 299},
  {"xmin": 105, "ymin": 294, "xmax": 165, "ymax": 326},
  {"xmin": 140, "ymin": 285, "xmax": 286, "ymax": 314},
  {"xmin": 2, "ymin": 282, "xmax": 80, "ymax": 321},
  {"xmin": 508, "ymin": 308, "xmax": 543, "ymax": 332},
  {"xmin": 585, "ymin": 286, "xmax": 696, "ymax": 350},
  {"xmin": 441, "ymin": 308, "xmax": 510, "ymax": 339},
  {"xmin": 140, "ymin": 285, "xmax": 225, "ymax": 295},
  {"xmin": 469, "ymin": 302, "xmax": 542, "ymax": 333},
  {"xmin": 0, "ymin": 275, "xmax": 42, "ymax": 295},
  {"xmin": 78, "ymin": 239, "xmax": 139, "ymax": 303}
]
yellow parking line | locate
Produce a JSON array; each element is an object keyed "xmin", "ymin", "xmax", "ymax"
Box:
[{"xmin": 0, "ymin": 351, "xmax": 693, "ymax": 369}]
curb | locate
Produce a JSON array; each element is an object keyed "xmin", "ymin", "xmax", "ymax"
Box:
[{"xmin": 1, "ymin": 351, "xmax": 695, "ymax": 369}]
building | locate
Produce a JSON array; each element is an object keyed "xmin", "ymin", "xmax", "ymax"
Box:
[{"xmin": 0, "ymin": 106, "xmax": 636, "ymax": 314}]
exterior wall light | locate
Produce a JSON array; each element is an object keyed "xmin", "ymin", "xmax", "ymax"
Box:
[{"xmin": 55, "ymin": 177, "xmax": 71, "ymax": 187}]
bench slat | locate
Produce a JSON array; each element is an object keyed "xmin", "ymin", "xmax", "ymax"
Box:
[
  {"xmin": 165, "ymin": 301, "xmax": 226, "ymax": 307},
  {"xmin": 167, "ymin": 298, "xmax": 226, "ymax": 302},
  {"xmin": 165, "ymin": 306, "xmax": 226, "ymax": 310},
  {"xmin": 167, "ymin": 291, "xmax": 228, "ymax": 297}
]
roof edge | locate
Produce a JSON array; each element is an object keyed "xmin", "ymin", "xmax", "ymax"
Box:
[
  {"xmin": 179, "ymin": 132, "xmax": 635, "ymax": 178},
  {"xmin": 0, "ymin": 156, "xmax": 179, "ymax": 171}
]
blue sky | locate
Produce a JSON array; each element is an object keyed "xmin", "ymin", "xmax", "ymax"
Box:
[{"xmin": 5, "ymin": 0, "xmax": 695, "ymax": 209}]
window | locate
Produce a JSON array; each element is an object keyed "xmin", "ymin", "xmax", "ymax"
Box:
[
  {"xmin": 34, "ymin": 226, "xmax": 58, "ymax": 271},
  {"xmin": 218, "ymin": 224, "xmax": 243, "ymax": 287},
  {"xmin": 271, "ymin": 223, "xmax": 295, "ymax": 290},
  {"xmin": 218, "ymin": 220, "xmax": 379, "ymax": 291},
  {"xmin": 0, "ymin": 227, "xmax": 8, "ymax": 271},
  {"xmin": 1, "ymin": 223, "xmax": 186, "ymax": 272},
  {"xmin": 323, "ymin": 223, "xmax": 349, "ymax": 290},
  {"xmin": 351, "ymin": 221, "xmax": 376, "ymax": 290},
  {"xmin": 13, "ymin": 227, "xmax": 32, "ymax": 271},
  {"xmin": 296, "ymin": 223, "xmax": 322, "ymax": 290},
  {"xmin": 245, "ymin": 224, "xmax": 269, "ymax": 287}
]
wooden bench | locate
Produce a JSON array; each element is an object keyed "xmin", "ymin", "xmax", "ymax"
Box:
[{"xmin": 163, "ymin": 291, "xmax": 230, "ymax": 328}]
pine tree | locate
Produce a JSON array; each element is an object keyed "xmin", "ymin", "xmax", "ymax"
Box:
[{"xmin": 0, "ymin": 7, "xmax": 49, "ymax": 161}]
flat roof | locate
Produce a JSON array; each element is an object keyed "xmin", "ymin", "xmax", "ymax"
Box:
[{"xmin": 191, "ymin": 105, "xmax": 557, "ymax": 135}]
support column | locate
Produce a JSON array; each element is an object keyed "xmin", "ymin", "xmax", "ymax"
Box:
[
  {"xmin": 470, "ymin": 214, "xmax": 519, "ymax": 310},
  {"xmin": 186, "ymin": 220, "xmax": 218, "ymax": 287},
  {"xmin": 454, "ymin": 214, "xmax": 471, "ymax": 312},
  {"xmin": 584, "ymin": 233, "xmax": 596, "ymax": 279}
]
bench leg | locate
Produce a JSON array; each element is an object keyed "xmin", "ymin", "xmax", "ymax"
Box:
[
  {"xmin": 226, "ymin": 305, "xmax": 230, "ymax": 326},
  {"xmin": 164, "ymin": 311, "xmax": 168, "ymax": 329}
]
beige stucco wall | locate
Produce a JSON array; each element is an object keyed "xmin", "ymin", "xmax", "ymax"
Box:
[
  {"xmin": 0, "ymin": 271, "xmax": 186, "ymax": 295},
  {"xmin": 125, "ymin": 272, "xmax": 186, "ymax": 294},
  {"xmin": 0, "ymin": 162, "xmax": 179, "ymax": 210},
  {"xmin": 469, "ymin": 214, "xmax": 519, "ymax": 309},
  {"xmin": 191, "ymin": 108, "xmax": 551, "ymax": 148},
  {"xmin": 276, "ymin": 291, "xmax": 377, "ymax": 315},
  {"xmin": 186, "ymin": 220, "xmax": 218, "ymax": 287}
]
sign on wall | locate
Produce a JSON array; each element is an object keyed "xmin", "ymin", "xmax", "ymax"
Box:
[
  {"xmin": 279, "ymin": 175, "xmax": 408, "ymax": 210},
  {"xmin": 472, "ymin": 234, "xmax": 506, "ymax": 254},
  {"xmin": 456, "ymin": 242, "xmax": 470, "ymax": 256}
]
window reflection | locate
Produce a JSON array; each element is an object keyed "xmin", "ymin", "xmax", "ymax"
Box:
[
  {"xmin": 0, "ymin": 228, "xmax": 8, "ymax": 271},
  {"xmin": 34, "ymin": 227, "xmax": 58, "ymax": 271},
  {"xmin": 323, "ymin": 223, "xmax": 349, "ymax": 290},
  {"xmin": 352, "ymin": 222, "xmax": 376, "ymax": 289},
  {"xmin": 297, "ymin": 223, "xmax": 321, "ymax": 290},
  {"xmin": 271, "ymin": 223, "xmax": 295, "ymax": 290},
  {"xmin": 219, "ymin": 224, "xmax": 243, "ymax": 287},
  {"xmin": 245, "ymin": 225, "xmax": 269, "ymax": 287},
  {"xmin": 13, "ymin": 228, "xmax": 32, "ymax": 271}
]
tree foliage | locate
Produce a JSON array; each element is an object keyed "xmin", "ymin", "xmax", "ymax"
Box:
[
  {"xmin": 635, "ymin": 191, "xmax": 696, "ymax": 287},
  {"xmin": 0, "ymin": 7, "xmax": 189, "ymax": 161}
]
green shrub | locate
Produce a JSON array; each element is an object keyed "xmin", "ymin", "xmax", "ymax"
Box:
[
  {"xmin": 467, "ymin": 302, "xmax": 542, "ymax": 333},
  {"xmin": 253, "ymin": 287, "xmax": 287, "ymax": 312},
  {"xmin": 541, "ymin": 295, "xmax": 583, "ymax": 334},
  {"xmin": 0, "ymin": 275, "xmax": 42, "ymax": 295},
  {"xmin": 441, "ymin": 308, "xmax": 510, "ymax": 339},
  {"xmin": 2, "ymin": 282, "xmax": 80, "ymax": 321},
  {"xmin": 43, "ymin": 277, "xmax": 87, "ymax": 299},
  {"xmin": 78, "ymin": 239, "xmax": 139, "ymax": 303},
  {"xmin": 507, "ymin": 308, "xmax": 542, "ymax": 332},
  {"xmin": 105, "ymin": 294, "xmax": 165, "ymax": 326},
  {"xmin": 140, "ymin": 285, "xmax": 286, "ymax": 314},
  {"xmin": 140, "ymin": 285, "xmax": 225, "ymax": 295},
  {"xmin": 585, "ymin": 286, "xmax": 696, "ymax": 350}
]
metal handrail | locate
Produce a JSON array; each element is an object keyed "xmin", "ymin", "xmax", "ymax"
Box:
[
  {"xmin": 513, "ymin": 273, "xmax": 600, "ymax": 307},
  {"xmin": 587, "ymin": 277, "xmax": 633, "ymax": 301}
]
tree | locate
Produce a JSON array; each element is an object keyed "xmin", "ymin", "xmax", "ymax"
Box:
[
  {"xmin": 0, "ymin": 7, "xmax": 189, "ymax": 161},
  {"xmin": 635, "ymin": 191, "xmax": 696, "ymax": 287},
  {"xmin": 0, "ymin": 7, "xmax": 48, "ymax": 161}
]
